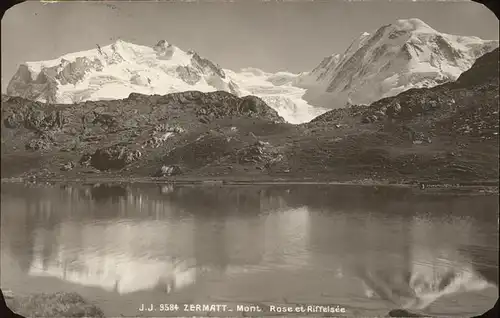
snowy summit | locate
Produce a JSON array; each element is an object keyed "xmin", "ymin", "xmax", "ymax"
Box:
[
  {"xmin": 296, "ymin": 18, "xmax": 499, "ymax": 108},
  {"xmin": 7, "ymin": 39, "xmax": 240, "ymax": 104}
]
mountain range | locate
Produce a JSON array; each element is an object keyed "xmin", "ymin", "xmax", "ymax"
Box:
[
  {"xmin": 1, "ymin": 45, "xmax": 498, "ymax": 183},
  {"xmin": 6, "ymin": 19, "xmax": 498, "ymax": 124},
  {"xmin": 6, "ymin": 39, "xmax": 322, "ymax": 124},
  {"xmin": 1, "ymin": 19, "xmax": 498, "ymax": 184}
]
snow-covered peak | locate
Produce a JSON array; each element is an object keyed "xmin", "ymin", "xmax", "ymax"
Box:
[
  {"xmin": 6, "ymin": 39, "xmax": 238, "ymax": 104},
  {"xmin": 299, "ymin": 18, "xmax": 499, "ymax": 109}
]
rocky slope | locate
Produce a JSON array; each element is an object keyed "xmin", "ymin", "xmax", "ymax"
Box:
[
  {"xmin": 1, "ymin": 49, "xmax": 498, "ymax": 183},
  {"xmin": 297, "ymin": 19, "xmax": 498, "ymax": 109},
  {"xmin": 1, "ymin": 91, "xmax": 289, "ymax": 179}
]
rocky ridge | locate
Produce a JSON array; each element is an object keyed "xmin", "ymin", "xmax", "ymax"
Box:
[{"xmin": 1, "ymin": 91, "xmax": 288, "ymax": 179}]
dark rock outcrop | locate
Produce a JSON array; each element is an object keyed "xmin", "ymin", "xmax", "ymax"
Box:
[
  {"xmin": 7, "ymin": 57, "xmax": 104, "ymax": 103},
  {"xmin": 176, "ymin": 66, "xmax": 202, "ymax": 85},
  {"xmin": 2, "ymin": 98, "xmax": 65, "ymax": 132},
  {"xmin": 153, "ymin": 40, "xmax": 175, "ymax": 60},
  {"xmin": 89, "ymin": 145, "xmax": 142, "ymax": 171},
  {"xmin": 190, "ymin": 51, "xmax": 226, "ymax": 79}
]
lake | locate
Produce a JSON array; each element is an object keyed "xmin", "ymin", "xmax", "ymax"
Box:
[{"xmin": 1, "ymin": 182, "xmax": 498, "ymax": 317}]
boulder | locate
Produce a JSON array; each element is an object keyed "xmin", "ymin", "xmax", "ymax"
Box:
[
  {"xmin": 60, "ymin": 161, "xmax": 75, "ymax": 171},
  {"xmin": 3, "ymin": 113, "xmax": 24, "ymax": 128},
  {"xmin": 25, "ymin": 133, "xmax": 54, "ymax": 151},
  {"xmin": 236, "ymin": 141, "xmax": 283, "ymax": 166},
  {"xmin": 155, "ymin": 165, "xmax": 182, "ymax": 177},
  {"xmin": 79, "ymin": 154, "xmax": 92, "ymax": 167}
]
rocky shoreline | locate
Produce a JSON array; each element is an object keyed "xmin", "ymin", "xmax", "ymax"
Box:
[
  {"xmin": 1, "ymin": 289, "xmax": 104, "ymax": 318},
  {"xmin": 1, "ymin": 176, "xmax": 498, "ymax": 196}
]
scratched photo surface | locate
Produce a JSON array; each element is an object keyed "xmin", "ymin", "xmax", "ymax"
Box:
[{"xmin": 1, "ymin": 1, "xmax": 499, "ymax": 317}]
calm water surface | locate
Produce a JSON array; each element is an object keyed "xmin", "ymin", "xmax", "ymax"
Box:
[{"xmin": 1, "ymin": 183, "xmax": 498, "ymax": 317}]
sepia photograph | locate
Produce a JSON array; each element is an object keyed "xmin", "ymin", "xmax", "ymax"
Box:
[{"xmin": 0, "ymin": 0, "xmax": 498, "ymax": 317}]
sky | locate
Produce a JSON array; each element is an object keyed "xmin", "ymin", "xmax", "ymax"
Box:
[{"xmin": 1, "ymin": 0, "xmax": 498, "ymax": 93}]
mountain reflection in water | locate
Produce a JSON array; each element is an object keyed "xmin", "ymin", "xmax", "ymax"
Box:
[{"xmin": 1, "ymin": 183, "xmax": 498, "ymax": 317}]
